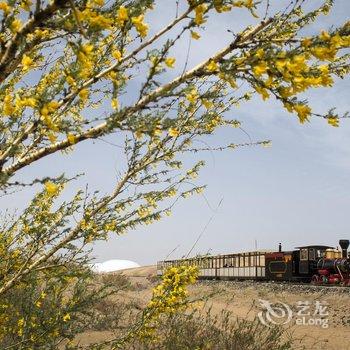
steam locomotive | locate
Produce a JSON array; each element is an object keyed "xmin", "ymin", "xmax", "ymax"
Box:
[{"xmin": 157, "ymin": 239, "xmax": 350, "ymax": 286}]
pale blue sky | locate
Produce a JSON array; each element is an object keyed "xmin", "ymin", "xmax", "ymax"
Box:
[{"xmin": 2, "ymin": 0, "xmax": 350, "ymax": 265}]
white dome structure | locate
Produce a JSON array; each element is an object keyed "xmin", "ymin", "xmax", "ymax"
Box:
[{"xmin": 91, "ymin": 259, "xmax": 140, "ymax": 273}]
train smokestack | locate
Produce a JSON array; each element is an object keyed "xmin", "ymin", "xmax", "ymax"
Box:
[{"xmin": 339, "ymin": 239, "xmax": 349, "ymax": 258}]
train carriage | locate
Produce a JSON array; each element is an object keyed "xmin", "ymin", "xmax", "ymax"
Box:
[{"xmin": 157, "ymin": 251, "xmax": 269, "ymax": 280}]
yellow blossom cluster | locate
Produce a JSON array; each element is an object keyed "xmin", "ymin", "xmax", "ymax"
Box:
[
  {"xmin": 168, "ymin": 127, "xmax": 179, "ymax": 137},
  {"xmin": 116, "ymin": 6, "xmax": 128, "ymax": 26},
  {"xmin": 194, "ymin": 4, "xmax": 207, "ymax": 25},
  {"xmin": 165, "ymin": 57, "xmax": 176, "ymax": 68},
  {"xmin": 2, "ymin": 93, "xmax": 15, "ymax": 116},
  {"xmin": 185, "ymin": 88, "xmax": 199, "ymax": 104},
  {"xmin": 0, "ymin": 1, "xmax": 11, "ymax": 14},
  {"xmin": 21, "ymin": 54, "xmax": 34, "ymax": 72},
  {"xmin": 10, "ymin": 18, "xmax": 22, "ymax": 33},
  {"xmin": 132, "ymin": 14, "xmax": 149, "ymax": 38},
  {"xmin": 78, "ymin": 88, "xmax": 89, "ymax": 102},
  {"xmin": 77, "ymin": 7, "xmax": 112, "ymax": 30},
  {"xmin": 20, "ymin": 0, "xmax": 32, "ymax": 12},
  {"xmin": 77, "ymin": 43, "xmax": 95, "ymax": 79},
  {"xmin": 191, "ymin": 30, "xmax": 201, "ymax": 40},
  {"xmin": 206, "ymin": 60, "xmax": 219, "ymax": 72},
  {"xmin": 191, "ymin": 0, "xmax": 254, "ymax": 17},
  {"xmin": 137, "ymin": 206, "xmax": 152, "ymax": 218},
  {"xmin": 44, "ymin": 181, "xmax": 59, "ymax": 195},
  {"xmin": 40, "ymin": 100, "xmax": 60, "ymax": 130},
  {"xmin": 245, "ymin": 30, "xmax": 350, "ymax": 123},
  {"xmin": 147, "ymin": 265, "xmax": 198, "ymax": 316},
  {"xmin": 26, "ymin": 28, "xmax": 50, "ymax": 41}
]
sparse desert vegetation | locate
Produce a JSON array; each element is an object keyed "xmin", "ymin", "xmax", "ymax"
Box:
[{"xmin": 70, "ymin": 266, "xmax": 350, "ymax": 349}]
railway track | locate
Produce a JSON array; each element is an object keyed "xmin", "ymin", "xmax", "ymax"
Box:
[{"xmin": 197, "ymin": 279, "xmax": 350, "ymax": 293}]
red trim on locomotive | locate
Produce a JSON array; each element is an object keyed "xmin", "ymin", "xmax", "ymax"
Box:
[{"xmin": 312, "ymin": 257, "xmax": 350, "ymax": 286}]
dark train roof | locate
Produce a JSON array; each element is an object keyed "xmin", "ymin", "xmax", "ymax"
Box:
[{"xmin": 295, "ymin": 245, "xmax": 334, "ymax": 249}]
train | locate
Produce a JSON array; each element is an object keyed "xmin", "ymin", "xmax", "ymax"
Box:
[{"xmin": 157, "ymin": 239, "xmax": 350, "ymax": 286}]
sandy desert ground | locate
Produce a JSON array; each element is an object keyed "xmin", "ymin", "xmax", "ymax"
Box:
[{"xmin": 75, "ymin": 265, "xmax": 350, "ymax": 350}]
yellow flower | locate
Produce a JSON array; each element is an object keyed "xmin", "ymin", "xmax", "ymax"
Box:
[
  {"xmin": 63, "ymin": 313, "xmax": 71, "ymax": 322},
  {"xmin": 320, "ymin": 73, "xmax": 333, "ymax": 87},
  {"xmin": 190, "ymin": 31, "xmax": 200, "ymax": 40},
  {"xmin": 41, "ymin": 101, "xmax": 60, "ymax": 117},
  {"xmin": 80, "ymin": 43, "xmax": 94, "ymax": 56},
  {"xmin": 32, "ymin": 28, "xmax": 49, "ymax": 39},
  {"xmin": 194, "ymin": 4, "xmax": 207, "ymax": 25},
  {"xmin": 108, "ymin": 70, "xmax": 118, "ymax": 81},
  {"xmin": 153, "ymin": 128, "xmax": 162, "ymax": 136},
  {"xmin": 112, "ymin": 49, "xmax": 122, "ymax": 61},
  {"xmin": 252, "ymin": 61, "xmax": 267, "ymax": 77},
  {"xmin": 206, "ymin": 60, "xmax": 218, "ymax": 72},
  {"xmin": 301, "ymin": 37, "xmax": 312, "ymax": 47},
  {"xmin": 131, "ymin": 15, "xmax": 149, "ymax": 38},
  {"xmin": 293, "ymin": 54, "xmax": 306, "ymax": 65},
  {"xmin": 245, "ymin": 0, "xmax": 254, "ymax": 9},
  {"xmin": 185, "ymin": 88, "xmax": 199, "ymax": 104},
  {"xmin": 48, "ymin": 132, "xmax": 57, "ymax": 143},
  {"xmin": 135, "ymin": 130, "xmax": 143, "ymax": 139},
  {"xmin": 48, "ymin": 100, "xmax": 60, "ymax": 110},
  {"xmin": 66, "ymin": 75, "xmax": 76, "ymax": 87},
  {"xmin": 3, "ymin": 94, "xmax": 15, "ymax": 116},
  {"xmin": 278, "ymin": 87, "xmax": 292, "ymax": 99},
  {"xmin": 294, "ymin": 104, "xmax": 311, "ymax": 124},
  {"xmin": 318, "ymin": 64, "xmax": 329, "ymax": 74},
  {"xmin": 275, "ymin": 59, "xmax": 286, "ymax": 71},
  {"xmin": 195, "ymin": 187, "xmax": 204, "ymax": 194},
  {"xmin": 327, "ymin": 117, "xmax": 339, "ymax": 127},
  {"xmin": 117, "ymin": 6, "xmax": 128, "ymax": 26},
  {"xmin": 90, "ymin": 0, "xmax": 104, "ymax": 6},
  {"xmin": 168, "ymin": 128, "xmax": 179, "ymax": 137},
  {"xmin": 311, "ymin": 46, "xmax": 336, "ymax": 61},
  {"xmin": 111, "ymin": 98, "xmax": 119, "ymax": 110},
  {"xmin": 0, "ymin": 1, "xmax": 11, "ymax": 14},
  {"xmin": 255, "ymin": 86, "xmax": 269, "ymax": 101},
  {"xmin": 86, "ymin": 12, "xmax": 112, "ymax": 29},
  {"xmin": 78, "ymin": 88, "xmax": 89, "ymax": 102},
  {"xmin": 202, "ymin": 99, "xmax": 213, "ymax": 109},
  {"xmin": 330, "ymin": 34, "xmax": 344, "ymax": 48},
  {"xmin": 45, "ymin": 181, "xmax": 59, "ymax": 195},
  {"xmin": 10, "ymin": 18, "xmax": 22, "ymax": 33},
  {"xmin": 15, "ymin": 96, "xmax": 37, "ymax": 110},
  {"xmin": 20, "ymin": 0, "xmax": 32, "ymax": 11},
  {"xmin": 255, "ymin": 48, "xmax": 264, "ymax": 59},
  {"xmin": 319, "ymin": 30, "xmax": 330, "ymax": 41},
  {"xmin": 164, "ymin": 57, "xmax": 176, "ymax": 68},
  {"xmin": 214, "ymin": 3, "xmax": 232, "ymax": 12},
  {"xmin": 67, "ymin": 133, "xmax": 77, "ymax": 144},
  {"xmin": 22, "ymin": 97, "xmax": 37, "ymax": 108},
  {"xmin": 17, "ymin": 318, "xmax": 25, "ymax": 336},
  {"xmin": 12, "ymin": 249, "xmax": 20, "ymax": 258},
  {"xmin": 138, "ymin": 207, "xmax": 150, "ymax": 218}
]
